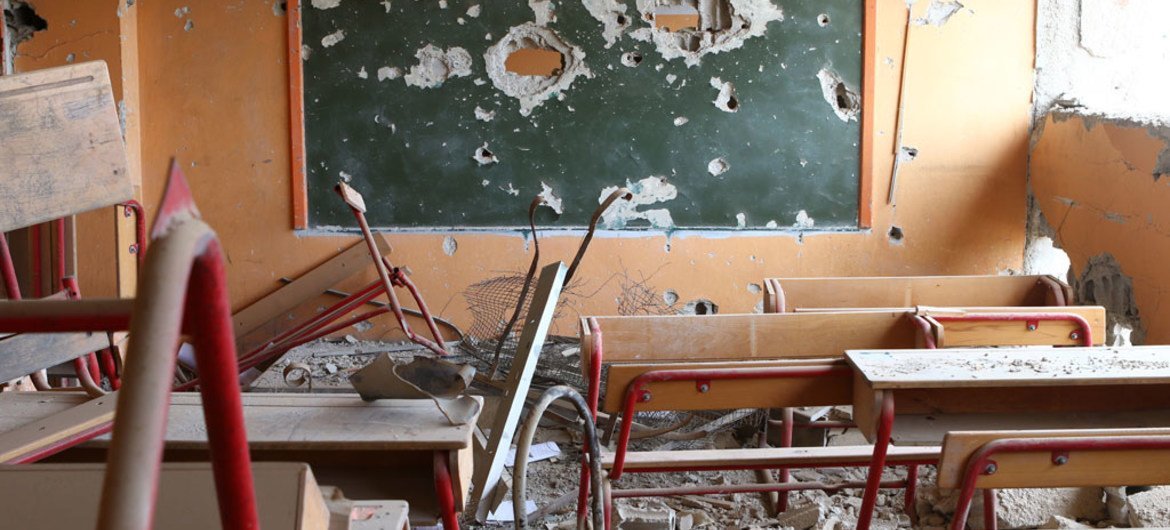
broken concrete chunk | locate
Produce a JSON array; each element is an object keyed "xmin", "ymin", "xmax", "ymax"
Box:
[
  {"xmin": 1127, "ymin": 486, "xmax": 1170, "ymax": 527},
  {"xmin": 710, "ymin": 77, "xmax": 739, "ymax": 112},
  {"xmin": 466, "ymin": 3, "xmax": 481, "ymax": 17},
  {"xmin": 816, "ymin": 67, "xmax": 860, "ymax": 122},
  {"xmin": 472, "ymin": 143, "xmax": 499, "ymax": 165},
  {"xmin": 485, "ymin": 23, "xmax": 592, "ymax": 116},
  {"xmin": 403, "ymin": 45, "xmax": 472, "ymax": 89},
  {"xmin": 1039, "ymin": 515, "xmax": 1093, "ymax": 529},
  {"xmin": 774, "ymin": 504, "xmax": 823, "ymax": 530},
  {"xmin": 615, "ymin": 504, "xmax": 674, "ymax": 530},
  {"xmin": 673, "ymin": 116, "xmax": 688, "ymax": 126}
]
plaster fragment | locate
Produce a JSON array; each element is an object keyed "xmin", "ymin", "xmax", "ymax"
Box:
[
  {"xmin": 473, "ymin": 143, "xmax": 499, "ymax": 165},
  {"xmin": 598, "ymin": 176, "xmax": 678, "ymax": 229},
  {"xmin": 439, "ymin": 0, "xmax": 448, "ymax": 9},
  {"xmin": 914, "ymin": 0, "xmax": 965, "ymax": 27},
  {"xmin": 538, "ymin": 182, "xmax": 564, "ymax": 214},
  {"xmin": 302, "ymin": 45, "xmax": 314, "ymax": 60},
  {"xmin": 481, "ymin": 179, "xmax": 490, "ymax": 186},
  {"xmin": 466, "ymin": 4, "xmax": 481, "ymax": 17},
  {"xmin": 339, "ymin": 171, "xmax": 353, "ymax": 182},
  {"xmin": 666, "ymin": 74, "xmax": 678, "ymax": 85},
  {"xmin": 175, "ymin": 6, "xmax": 190, "ymax": 17},
  {"xmin": 621, "ymin": 51, "xmax": 644, "ymax": 67},
  {"xmin": 735, "ymin": 212, "xmax": 746, "ymax": 228},
  {"xmin": 747, "ymin": 283, "xmax": 762, "ymax": 294},
  {"xmin": 793, "ymin": 210, "xmax": 814, "ymax": 229},
  {"xmin": 442, "ymin": 236, "xmax": 458, "ymax": 256},
  {"xmin": 710, "ymin": 77, "xmax": 739, "ymax": 112},
  {"xmin": 707, "ymin": 157, "xmax": 729, "ymax": 176},
  {"xmin": 500, "ymin": 183, "xmax": 520, "ymax": 196},
  {"xmin": 357, "ymin": 66, "xmax": 369, "ymax": 79},
  {"xmin": 529, "ymin": 0, "xmax": 556, "ymax": 25},
  {"xmin": 404, "ymin": 45, "xmax": 473, "ymax": 89},
  {"xmin": 673, "ymin": 116, "xmax": 688, "ymax": 126},
  {"xmin": 381, "ymin": 0, "xmax": 392, "ymax": 12},
  {"xmin": 485, "ymin": 24, "xmax": 592, "ymax": 116},
  {"xmin": 457, "ymin": 17, "xmax": 466, "ymax": 25},
  {"xmin": 474, "ymin": 106, "xmax": 496, "ymax": 122},
  {"xmin": 583, "ymin": 0, "xmax": 630, "ymax": 48},
  {"xmin": 184, "ymin": 19, "xmax": 194, "ymax": 32},
  {"xmin": 816, "ymin": 68, "xmax": 860, "ymax": 122},
  {"xmin": 377, "ymin": 66, "xmax": 403, "ymax": 81},
  {"xmin": 311, "ymin": 0, "xmax": 341, "ymax": 9},
  {"xmin": 321, "ymin": 30, "xmax": 346, "ymax": 48},
  {"xmin": 631, "ymin": 0, "xmax": 783, "ymax": 67},
  {"xmin": 765, "ymin": 220, "xmax": 778, "ymax": 228}
]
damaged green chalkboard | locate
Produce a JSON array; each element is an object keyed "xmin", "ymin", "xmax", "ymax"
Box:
[{"xmin": 300, "ymin": 0, "xmax": 863, "ymax": 229}]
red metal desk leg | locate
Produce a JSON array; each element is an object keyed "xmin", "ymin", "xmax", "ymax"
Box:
[
  {"xmin": 904, "ymin": 463, "xmax": 919, "ymax": 522},
  {"xmin": 857, "ymin": 392, "xmax": 895, "ymax": 530},
  {"xmin": 777, "ymin": 406, "xmax": 793, "ymax": 512},
  {"xmin": 982, "ymin": 489, "xmax": 998, "ymax": 530},
  {"xmin": 434, "ymin": 451, "xmax": 460, "ymax": 530}
]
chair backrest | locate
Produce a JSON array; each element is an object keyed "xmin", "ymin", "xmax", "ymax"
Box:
[
  {"xmin": 939, "ymin": 428, "xmax": 1170, "ymax": 490},
  {"xmin": 764, "ymin": 275, "xmax": 1073, "ymax": 313},
  {"xmin": 0, "ymin": 61, "xmax": 131, "ymax": 233}
]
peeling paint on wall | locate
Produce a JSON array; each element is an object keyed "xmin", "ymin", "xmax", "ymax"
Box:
[
  {"xmin": 628, "ymin": 0, "xmax": 783, "ymax": 67},
  {"xmin": 472, "ymin": 143, "xmax": 499, "ymax": 165},
  {"xmin": 582, "ymin": 0, "xmax": 630, "ymax": 47},
  {"xmin": 377, "ymin": 66, "xmax": 402, "ymax": 81},
  {"xmin": 599, "ymin": 176, "xmax": 677, "ymax": 229},
  {"xmin": 474, "ymin": 106, "xmax": 496, "ymax": 122},
  {"xmin": 914, "ymin": 0, "xmax": 966, "ymax": 27},
  {"xmin": 538, "ymin": 182, "xmax": 564, "ymax": 214},
  {"xmin": 485, "ymin": 23, "xmax": 591, "ymax": 116},
  {"xmin": 320, "ymin": 29, "xmax": 345, "ymax": 48},
  {"xmin": 529, "ymin": 0, "xmax": 556, "ymax": 26},
  {"xmin": 816, "ymin": 67, "xmax": 859, "ymax": 122},
  {"xmin": 442, "ymin": 236, "xmax": 458, "ymax": 256},
  {"xmin": 710, "ymin": 77, "xmax": 738, "ymax": 112},
  {"xmin": 793, "ymin": 210, "xmax": 814, "ymax": 229},
  {"xmin": 707, "ymin": 157, "xmax": 729, "ymax": 176},
  {"xmin": 311, "ymin": 0, "xmax": 342, "ymax": 10},
  {"xmin": 403, "ymin": 45, "xmax": 472, "ymax": 89}
]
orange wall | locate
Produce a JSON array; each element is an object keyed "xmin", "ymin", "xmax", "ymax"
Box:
[
  {"xmin": 1031, "ymin": 113, "xmax": 1170, "ymax": 344},
  {"xmin": 18, "ymin": 0, "xmax": 1035, "ymax": 338}
]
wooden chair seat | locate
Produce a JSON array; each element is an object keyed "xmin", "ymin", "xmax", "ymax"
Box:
[{"xmin": 601, "ymin": 444, "xmax": 940, "ymax": 471}]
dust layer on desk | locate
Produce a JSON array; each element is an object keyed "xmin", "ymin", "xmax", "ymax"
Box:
[{"xmin": 849, "ymin": 346, "xmax": 1170, "ymax": 384}]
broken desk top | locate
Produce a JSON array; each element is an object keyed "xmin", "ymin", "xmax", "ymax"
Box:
[{"xmin": 846, "ymin": 346, "xmax": 1170, "ymax": 389}]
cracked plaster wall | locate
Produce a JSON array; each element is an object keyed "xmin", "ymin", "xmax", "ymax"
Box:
[{"xmin": 15, "ymin": 0, "xmax": 1035, "ymax": 336}]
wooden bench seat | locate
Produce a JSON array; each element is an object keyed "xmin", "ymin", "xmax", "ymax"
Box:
[
  {"xmin": 763, "ymin": 274, "xmax": 1073, "ymax": 313},
  {"xmin": 601, "ymin": 445, "xmax": 940, "ymax": 471}
]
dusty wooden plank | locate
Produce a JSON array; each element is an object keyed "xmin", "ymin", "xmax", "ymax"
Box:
[
  {"xmin": 472, "ymin": 262, "xmax": 567, "ymax": 522},
  {"xmin": 0, "ymin": 61, "xmax": 131, "ymax": 232},
  {"xmin": 0, "ymin": 462, "xmax": 329, "ymax": 530},
  {"xmin": 938, "ymin": 428, "xmax": 1170, "ymax": 490},
  {"xmin": 0, "ymin": 331, "xmax": 112, "ymax": 381},
  {"xmin": 233, "ymin": 235, "xmax": 392, "ymax": 348},
  {"xmin": 846, "ymin": 346, "xmax": 1170, "ymax": 390},
  {"xmin": 601, "ymin": 445, "xmax": 938, "ymax": 470},
  {"xmin": 0, "ymin": 392, "xmax": 478, "ymax": 452},
  {"xmin": 893, "ymin": 410, "xmax": 1170, "ymax": 448},
  {"xmin": 602, "ymin": 359, "xmax": 851, "ymax": 413},
  {"xmin": 0, "ymin": 392, "xmax": 116, "ymax": 464},
  {"xmin": 766, "ymin": 275, "xmax": 1065, "ymax": 312}
]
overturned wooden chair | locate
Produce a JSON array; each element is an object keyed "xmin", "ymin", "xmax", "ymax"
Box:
[{"xmin": 579, "ymin": 305, "xmax": 1105, "ymax": 529}]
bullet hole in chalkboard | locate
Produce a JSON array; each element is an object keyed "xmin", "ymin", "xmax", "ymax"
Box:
[
  {"xmin": 621, "ymin": 51, "xmax": 643, "ymax": 67},
  {"xmin": 818, "ymin": 14, "xmax": 831, "ymax": 27}
]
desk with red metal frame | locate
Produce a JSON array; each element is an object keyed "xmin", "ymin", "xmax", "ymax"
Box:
[{"xmin": 848, "ymin": 346, "xmax": 1170, "ymax": 530}]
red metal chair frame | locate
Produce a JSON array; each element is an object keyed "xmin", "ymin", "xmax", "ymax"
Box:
[{"xmin": 0, "ymin": 162, "xmax": 258, "ymax": 530}]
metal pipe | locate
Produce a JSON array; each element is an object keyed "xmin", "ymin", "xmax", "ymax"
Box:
[
  {"xmin": 856, "ymin": 393, "xmax": 895, "ymax": 530},
  {"xmin": 0, "ymin": 233, "xmax": 20, "ymax": 299},
  {"xmin": 433, "ymin": 451, "xmax": 460, "ymax": 530},
  {"xmin": 61, "ymin": 276, "xmax": 107, "ymax": 397},
  {"xmin": 982, "ymin": 489, "xmax": 997, "ymax": 530},
  {"xmin": 0, "ymin": 299, "xmax": 135, "ymax": 332},
  {"xmin": 513, "ymin": 385, "xmax": 603, "ymax": 530},
  {"xmin": 909, "ymin": 314, "xmax": 938, "ymax": 349}
]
